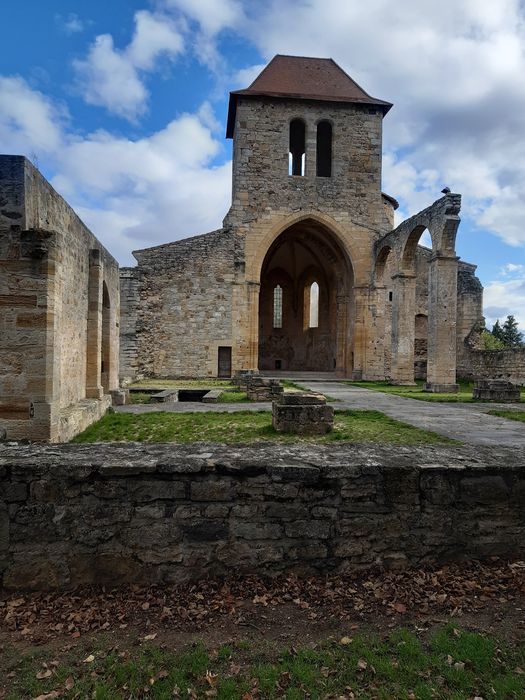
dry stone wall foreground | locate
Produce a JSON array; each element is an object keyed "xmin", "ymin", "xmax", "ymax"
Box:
[{"xmin": 1, "ymin": 443, "xmax": 524, "ymax": 590}]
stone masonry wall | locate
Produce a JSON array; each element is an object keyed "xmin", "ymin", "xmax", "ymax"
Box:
[
  {"xmin": 0, "ymin": 156, "xmax": 119, "ymax": 441},
  {"xmin": 225, "ymin": 98, "xmax": 387, "ymax": 237},
  {"xmin": 459, "ymin": 347, "xmax": 525, "ymax": 385},
  {"xmin": 1, "ymin": 443, "xmax": 524, "ymax": 590},
  {"xmin": 129, "ymin": 229, "xmax": 238, "ymax": 378},
  {"xmin": 119, "ymin": 268, "xmax": 140, "ymax": 383},
  {"xmin": 382, "ymin": 248, "xmax": 482, "ymax": 378}
]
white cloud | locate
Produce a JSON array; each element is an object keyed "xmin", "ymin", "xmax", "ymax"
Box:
[
  {"xmin": 55, "ymin": 13, "xmax": 85, "ymax": 34},
  {"xmin": 163, "ymin": 0, "xmax": 243, "ymax": 36},
  {"xmin": 0, "ymin": 75, "xmax": 231, "ymax": 266},
  {"xmin": 127, "ymin": 10, "xmax": 185, "ymax": 70},
  {"xmin": 484, "ymin": 276, "xmax": 525, "ymax": 331},
  {"xmin": 73, "ymin": 11, "xmax": 185, "ymax": 120},
  {"xmin": 0, "ymin": 76, "xmax": 65, "ymax": 154},
  {"xmin": 55, "ymin": 110, "xmax": 232, "ymax": 264}
]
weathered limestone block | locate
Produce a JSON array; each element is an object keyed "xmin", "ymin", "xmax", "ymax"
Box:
[
  {"xmin": 246, "ymin": 376, "xmax": 283, "ymax": 402},
  {"xmin": 111, "ymin": 389, "xmax": 129, "ymax": 406},
  {"xmin": 472, "ymin": 379, "xmax": 520, "ymax": 402},
  {"xmin": 272, "ymin": 392, "xmax": 334, "ymax": 434},
  {"xmin": 233, "ymin": 369, "xmax": 260, "ymax": 391}
]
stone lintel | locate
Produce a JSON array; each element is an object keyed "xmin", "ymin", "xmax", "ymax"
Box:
[
  {"xmin": 391, "ymin": 272, "xmax": 417, "ymax": 280},
  {"xmin": 428, "ymin": 254, "xmax": 460, "ymax": 264}
]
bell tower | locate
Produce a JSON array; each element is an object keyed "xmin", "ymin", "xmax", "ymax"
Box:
[{"xmin": 224, "ymin": 55, "xmax": 392, "ymax": 231}]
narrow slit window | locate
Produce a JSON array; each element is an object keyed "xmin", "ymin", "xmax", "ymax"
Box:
[
  {"xmin": 309, "ymin": 282, "xmax": 319, "ymax": 328},
  {"xmin": 289, "ymin": 119, "xmax": 306, "ymax": 176},
  {"xmin": 273, "ymin": 285, "xmax": 283, "ymax": 328},
  {"xmin": 316, "ymin": 121, "xmax": 332, "ymax": 177}
]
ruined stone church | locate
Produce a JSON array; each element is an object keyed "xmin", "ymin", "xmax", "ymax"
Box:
[
  {"xmin": 5, "ymin": 54, "xmax": 524, "ymax": 443},
  {"xmin": 120, "ymin": 55, "xmax": 482, "ymax": 390}
]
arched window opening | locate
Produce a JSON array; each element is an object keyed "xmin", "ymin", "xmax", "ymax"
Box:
[
  {"xmin": 316, "ymin": 121, "xmax": 332, "ymax": 177},
  {"xmin": 309, "ymin": 282, "xmax": 319, "ymax": 328},
  {"xmin": 273, "ymin": 285, "xmax": 283, "ymax": 328},
  {"xmin": 289, "ymin": 119, "xmax": 305, "ymax": 176}
]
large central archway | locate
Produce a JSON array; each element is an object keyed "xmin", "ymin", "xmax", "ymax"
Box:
[{"xmin": 258, "ymin": 220, "xmax": 354, "ymax": 373}]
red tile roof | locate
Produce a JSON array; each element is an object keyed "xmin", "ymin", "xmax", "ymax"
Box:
[{"xmin": 227, "ymin": 55, "xmax": 392, "ymax": 137}]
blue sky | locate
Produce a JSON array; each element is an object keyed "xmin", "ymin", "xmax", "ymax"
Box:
[{"xmin": 1, "ymin": 0, "xmax": 524, "ymax": 330}]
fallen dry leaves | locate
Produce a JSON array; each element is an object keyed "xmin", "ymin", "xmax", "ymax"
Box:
[{"xmin": 1, "ymin": 559, "xmax": 523, "ymax": 644}]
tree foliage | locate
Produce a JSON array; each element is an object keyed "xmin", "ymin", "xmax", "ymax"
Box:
[{"xmin": 489, "ymin": 315, "xmax": 524, "ymax": 348}]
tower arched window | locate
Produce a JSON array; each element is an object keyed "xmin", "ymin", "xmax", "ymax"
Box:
[
  {"xmin": 289, "ymin": 119, "xmax": 306, "ymax": 176},
  {"xmin": 273, "ymin": 285, "xmax": 283, "ymax": 328},
  {"xmin": 309, "ymin": 282, "xmax": 319, "ymax": 328},
  {"xmin": 316, "ymin": 121, "xmax": 332, "ymax": 177}
]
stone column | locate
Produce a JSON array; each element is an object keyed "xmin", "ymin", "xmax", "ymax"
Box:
[
  {"xmin": 232, "ymin": 280, "xmax": 260, "ymax": 372},
  {"xmin": 351, "ymin": 286, "xmax": 368, "ymax": 380},
  {"xmin": 363, "ymin": 286, "xmax": 387, "ymax": 380},
  {"xmin": 390, "ymin": 273, "xmax": 416, "ymax": 385},
  {"xmin": 85, "ymin": 250, "xmax": 103, "ymax": 399},
  {"xmin": 32, "ymin": 240, "xmax": 61, "ymax": 441},
  {"xmin": 335, "ymin": 293, "xmax": 349, "ymax": 377},
  {"xmin": 247, "ymin": 281, "xmax": 260, "ymax": 370},
  {"xmin": 425, "ymin": 255, "xmax": 459, "ymax": 392}
]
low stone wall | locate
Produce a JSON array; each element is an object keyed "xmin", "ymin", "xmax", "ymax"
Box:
[
  {"xmin": 459, "ymin": 347, "xmax": 525, "ymax": 385},
  {"xmin": 1, "ymin": 443, "xmax": 524, "ymax": 590}
]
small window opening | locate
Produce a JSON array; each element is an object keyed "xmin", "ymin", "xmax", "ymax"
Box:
[
  {"xmin": 275, "ymin": 359, "xmax": 282, "ymax": 370},
  {"xmin": 309, "ymin": 282, "xmax": 319, "ymax": 328},
  {"xmin": 388, "ymin": 291, "xmax": 393, "ymax": 302},
  {"xmin": 316, "ymin": 121, "xmax": 332, "ymax": 177},
  {"xmin": 289, "ymin": 119, "xmax": 306, "ymax": 176},
  {"xmin": 273, "ymin": 285, "xmax": 283, "ymax": 328}
]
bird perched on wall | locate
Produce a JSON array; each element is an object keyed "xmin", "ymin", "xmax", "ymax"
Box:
[{"xmin": 441, "ymin": 186, "xmax": 451, "ymax": 194}]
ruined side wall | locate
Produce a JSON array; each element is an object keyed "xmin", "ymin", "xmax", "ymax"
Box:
[
  {"xmin": 0, "ymin": 156, "xmax": 119, "ymax": 441},
  {"xmin": 23, "ymin": 163, "xmax": 120, "ymax": 410},
  {"xmin": 456, "ymin": 263, "xmax": 484, "ymax": 375},
  {"xmin": 131, "ymin": 229, "xmax": 237, "ymax": 378},
  {"xmin": 382, "ymin": 248, "xmax": 483, "ymax": 379},
  {"xmin": 459, "ymin": 348, "xmax": 525, "ymax": 385},
  {"xmin": 1, "ymin": 443, "xmax": 523, "ymax": 590},
  {"xmin": 119, "ymin": 268, "xmax": 140, "ymax": 383},
  {"xmin": 0, "ymin": 157, "xmax": 50, "ymax": 440}
]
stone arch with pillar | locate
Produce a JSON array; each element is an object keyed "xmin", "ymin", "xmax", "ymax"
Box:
[{"xmin": 373, "ymin": 193, "xmax": 462, "ymax": 391}]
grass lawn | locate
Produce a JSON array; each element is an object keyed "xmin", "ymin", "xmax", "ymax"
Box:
[
  {"xmin": 3, "ymin": 626, "xmax": 524, "ymax": 699},
  {"xmin": 349, "ymin": 379, "xmax": 525, "ymax": 403},
  {"xmin": 217, "ymin": 390, "xmax": 249, "ymax": 403},
  {"xmin": 72, "ymin": 409, "xmax": 454, "ymax": 444},
  {"xmin": 488, "ymin": 409, "xmax": 525, "ymax": 423}
]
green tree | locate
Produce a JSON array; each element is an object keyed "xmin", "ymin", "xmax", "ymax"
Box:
[
  {"xmin": 481, "ymin": 330, "xmax": 505, "ymax": 350},
  {"xmin": 501, "ymin": 314, "xmax": 524, "ymax": 347},
  {"xmin": 491, "ymin": 319, "xmax": 504, "ymax": 342}
]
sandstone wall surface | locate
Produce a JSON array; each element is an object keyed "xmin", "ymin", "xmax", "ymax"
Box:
[
  {"xmin": 0, "ymin": 156, "xmax": 119, "ymax": 441},
  {"xmin": 130, "ymin": 229, "xmax": 238, "ymax": 378},
  {"xmin": 225, "ymin": 98, "xmax": 389, "ymax": 240},
  {"xmin": 119, "ymin": 268, "xmax": 140, "ymax": 383},
  {"xmin": 1, "ymin": 443, "xmax": 523, "ymax": 590},
  {"xmin": 459, "ymin": 347, "xmax": 525, "ymax": 385}
]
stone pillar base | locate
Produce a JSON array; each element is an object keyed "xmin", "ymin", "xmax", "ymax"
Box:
[
  {"xmin": 86, "ymin": 386, "xmax": 104, "ymax": 399},
  {"xmin": 424, "ymin": 383, "xmax": 459, "ymax": 393},
  {"xmin": 389, "ymin": 380, "xmax": 417, "ymax": 386},
  {"xmin": 111, "ymin": 389, "xmax": 129, "ymax": 406},
  {"xmin": 273, "ymin": 393, "xmax": 334, "ymax": 435}
]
